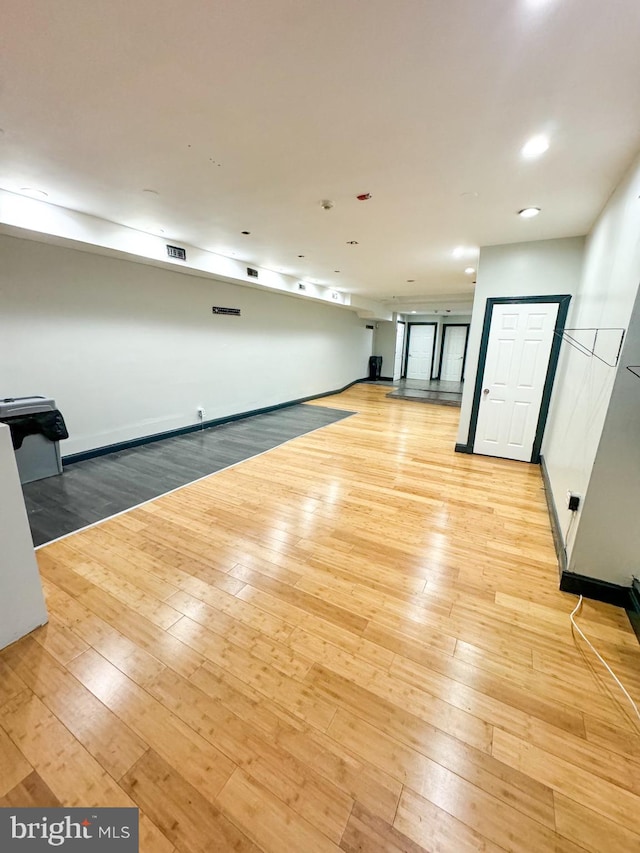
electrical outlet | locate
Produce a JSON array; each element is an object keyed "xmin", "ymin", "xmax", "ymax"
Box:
[
  {"xmin": 567, "ymin": 491, "xmax": 581, "ymax": 512},
  {"xmin": 197, "ymin": 407, "xmax": 205, "ymax": 420}
]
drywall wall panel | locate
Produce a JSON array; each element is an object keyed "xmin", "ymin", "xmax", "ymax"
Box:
[
  {"xmin": 372, "ymin": 320, "xmax": 396, "ymax": 377},
  {"xmin": 457, "ymin": 237, "xmax": 585, "ymax": 445},
  {"xmin": 0, "ymin": 424, "xmax": 47, "ymax": 649},
  {"xmin": 543, "ymin": 150, "xmax": 640, "ymax": 575},
  {"xmin": 568, "ymin": 283, "xmax": 640, "ymax": 585},
  {"xmin": 0, "ymin": 234, "xmax": 372, "ymax": 455}
]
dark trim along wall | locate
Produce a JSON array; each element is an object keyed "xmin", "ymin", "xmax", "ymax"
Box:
[
  {"xmin": 63, "ymin": 377, "xmax": 366, "ymax": 465},
  {"xmin": 559, "ymin": 571, "xmax": 640, "ymax": 642},
  {"xmin": 540, "ymin": 454, "xmax": 567, "ymax": 575},
  {"xmin": 541, "ymin": 456, "xmax": 640, "ymax": 641}
]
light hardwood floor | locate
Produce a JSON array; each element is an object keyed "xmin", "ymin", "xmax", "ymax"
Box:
[{"xmin": 1, "ymin": 384, "xmax": 639, "ymax": 852}]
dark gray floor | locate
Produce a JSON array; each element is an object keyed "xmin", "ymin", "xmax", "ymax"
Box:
[
  {"xmin": 386, "ymin": 388, "xmax": 462, "ymax": 406},
  {"xmin": 386, "ymin": 379, "xmax": 463, "ymax": 406},
  {"xmin": 22, "ymin": 404, "xmax": 353, "ymax": 547}
]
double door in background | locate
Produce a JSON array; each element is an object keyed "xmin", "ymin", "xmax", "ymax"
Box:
[{"xmin": 404, "ymin": 322, "xmax": 469, "ymax": 382}]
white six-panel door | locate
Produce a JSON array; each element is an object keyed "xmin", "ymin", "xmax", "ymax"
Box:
[
  {"xmin": 406, "ymin": 324, "xmax": 435, "ymax": 380},
  {"xmin": 473, "ymin": 302, "xmax": 558, "ymax": 462},
  {"xmin": 440, "ymin": 325, "xmax": 468, "ymax": 382}
]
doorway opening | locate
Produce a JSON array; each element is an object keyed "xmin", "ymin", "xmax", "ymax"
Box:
[
  {"xmin": 438, "ymin": 324, "xmax": 469, "ymax": 382},
  {"xmin": 405, "ymin": 322, "xmax": 437, "ymax": 380},
  {"xmin": 466, "ymin": 295, "xmax": 571, "ymax": 463}
]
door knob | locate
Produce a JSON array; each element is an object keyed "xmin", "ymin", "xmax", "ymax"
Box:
[{"xmin": 483, "ymin": 388, "xmax": 490, "ymax": 395}]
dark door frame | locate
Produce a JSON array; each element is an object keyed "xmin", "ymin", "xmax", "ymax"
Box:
[
  {"xmin": 394, "ymin": 320, "xmax": 407, "ymax": 378},
  {"xmin": 438, "ymin": 323, "xmax": 470, "ymax": 381},
  {"xmin": 457, "ymin": 294, "xmax": 571, "ymax": 463},
  {"xmin": 404, "ymin": 322, "xmax": 437, "ymax": 380}
]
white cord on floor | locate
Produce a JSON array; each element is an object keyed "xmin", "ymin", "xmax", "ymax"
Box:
[{"xmin": 570, "ymin": 595, "xmax": 640, "ymax": 722}]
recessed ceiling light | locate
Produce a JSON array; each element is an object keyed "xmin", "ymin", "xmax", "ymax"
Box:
[
  {"xmin": 465, "ymin": 267, "xmax": 476, "ymax": 275},
  {"xmin": 452, "ymin": 246, "xmax": 478, "ymax": 259},
  {"xmin": 521, "ymin": 135, "xmax": 549, "ymax": 159},
  {"xmin": 346, "ymin": 240, "xmax": 359, "ymax": 245},
  {"xmin": 241, "ymin": 230, "xmax": 251, "ymax": 235},
  {"xmin": 298, "ymin": 254, "xmax": 305, "ymax": 258},
  {"xmin": 407, "ymin": 279, "xmax": 415, "ymax": 283},
  {"xmin": 518, "ymin": 207, "xmax": 541, "ymax": 218},
  {"xmin": 143, "ymin": 188, "xmax": 159, "ymax": 195},
  {"xmin": 411, "ymin": 311, "xmax": 417, "ymax": 314},
  {"xmin": 19, "ymin": 187, "xmax": 48, "ymax": 199}
]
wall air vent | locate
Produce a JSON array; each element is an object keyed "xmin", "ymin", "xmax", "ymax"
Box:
[
  {"xmin": 166, "ymin": 244, "xmax": 187, "ymax": 261},
  {"xmin": 366, "ymin": 324, "xmax": 374, "ymax": 329},
  {"xmin": 212, "ymin": 306, "xmax": 241, "ymax": 316},
  {"xmin": 247, "ymin": 267, "xmax": 258, "ymax": 278}
]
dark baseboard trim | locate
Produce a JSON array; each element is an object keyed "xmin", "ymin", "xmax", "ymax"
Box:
[
  {"xmin": 560, "ymin": 570, "xmax": 634, "ymax": 609},
  {"xmin": 545, "ymin": 452, "xmax": 640, "ymax": 642},
  {"xmin": 539, "ymin": 454, "xmax": 566, "ymax": 575},
  {"xmin": 454, "ymin": 443, "xmax": 473, "ymax": 454},
  {"xmin": 560, "ymin": 570, "xmax": 640, "ymax": 642},
  {"xmin": 629, "ymin": 580, "xmax": 640, "ymax": 643},
  {"xmin": 379, "ymin": 375, "xmax": 394, "ymax": 381},
  {"xmin": 628, "ymin": 610, "xmax": 640, "ymax": 643},
  {"xmin": 63, "ymin": 377, "xmax": 366, "ymax": 465}
]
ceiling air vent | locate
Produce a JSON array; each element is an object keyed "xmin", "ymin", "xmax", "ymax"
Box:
[
  {"xmin": 247, "ymin": 267, "xmax": 258, "ymax": 278},
  {"xmin": 212, "ymin": 306, "xmax": 241, "ymax": 316},
  {"xmin": 166, "ymin": 244, "xmax": 186, "ymax": 261}
]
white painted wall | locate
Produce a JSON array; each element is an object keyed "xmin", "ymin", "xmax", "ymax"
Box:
[
  {"xmin": 0, "ymin": 424, "xmax": 48, "ymax": 649},
  {"xmin": 0, "ymin": 234, "xmax": 373, "ymax": 456},
  {"xmin": 568, "ymin": 286, "xmax": 640, "ymax": 585},
  {"xmin": 457, "ymin": 237, "xmax": 586, "ymax": 445},
  {"xmin": 543, "ymin": 151, "xmax": 640, "ymax": 580},
  {"xmin": 372, "ymin": 320, "xmax": 397, "ymax": 377}
]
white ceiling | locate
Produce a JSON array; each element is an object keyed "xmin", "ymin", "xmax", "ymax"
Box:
[{"xmin": 1, "ymin": 0, "xmax": 640, "ymax": 311}]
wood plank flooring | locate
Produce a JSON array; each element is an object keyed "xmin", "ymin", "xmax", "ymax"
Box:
[
  {"xmin": 22, "ymin": 403, "xmax": 352, "ymax": 546},
  {"xmin": 2, "ymin": 384, "xmax": 639, "ymax": 852}
]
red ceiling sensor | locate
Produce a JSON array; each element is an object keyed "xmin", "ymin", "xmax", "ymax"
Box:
[{"xmin": 357, "ymin": 193, "xmax": 372, "ymax": 201}]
